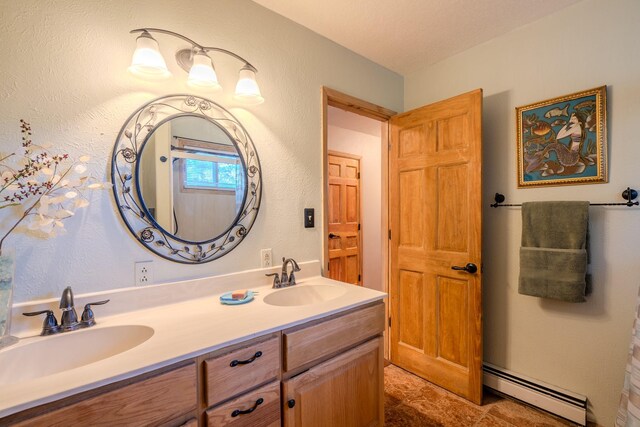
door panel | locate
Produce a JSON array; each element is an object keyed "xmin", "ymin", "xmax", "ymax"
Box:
[
  {"xmin": 328, "ymin": 183, "xmax": 341, "ymax": 224},
  {"xmin": 438, "ymin": 276, "xmax": 469, "ymax": 366},
  {"xmin": 282, "ymin": 337, "xmax": 383, "ymax": 427},
  {"xmin": 397, "ymin": 270, "xmax": 424, "ymax": 351},
  {"xmin": 390, "ymin": 89, "xmax": 483, "ymax": 404},
  {"xmin": 436, "ymin": 164, "xmax": 468, "ymax": 252},
  {"xmin": 327, "ymin": 152, "xmax": 362, "ymax": 286},
  {"xmin": 399, "ymin": 169, "xmax": 425, "ymax": 248}
]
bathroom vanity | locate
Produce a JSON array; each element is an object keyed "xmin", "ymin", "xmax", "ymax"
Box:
[{"xmin": 0, "ymin": 261, "xmax": 386, "ymax": 426}]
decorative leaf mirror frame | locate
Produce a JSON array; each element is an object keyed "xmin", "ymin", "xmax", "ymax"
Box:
[{"xmin": 111, "ymin": 94, "xmax": 261, "ymax": 263}]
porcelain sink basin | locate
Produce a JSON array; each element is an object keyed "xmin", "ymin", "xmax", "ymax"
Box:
[
  {"xmin": 0, "ymin": 324, "xmax": 154, "ymax": 385},
  {"xmin": 263, "ymin": 284, "xmax": 347, "ymax": 307}
]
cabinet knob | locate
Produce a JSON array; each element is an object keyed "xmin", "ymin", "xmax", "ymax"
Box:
[{"xmin": 287, "ymin": 399, "xmax": 296, "ymax": 408}]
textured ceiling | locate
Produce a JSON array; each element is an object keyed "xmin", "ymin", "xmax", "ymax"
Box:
[{"xmin": 252, "ymin": 0, "xmax": 583, "ymax": 75}]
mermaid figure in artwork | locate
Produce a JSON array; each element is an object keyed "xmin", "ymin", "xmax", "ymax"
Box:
[{"xmin": 524, "ymin": 111, "xmax": 594, "ymax": 177}]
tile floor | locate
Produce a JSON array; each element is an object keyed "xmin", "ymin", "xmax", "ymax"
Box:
[{"xmin": 384, "ymin": 365, "xmax": 595, "ymax": 427}]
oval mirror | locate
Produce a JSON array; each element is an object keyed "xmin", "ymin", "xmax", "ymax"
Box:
[{"xmin": 111, "ymin": 95, "xmax": 261, "ymax": 263}]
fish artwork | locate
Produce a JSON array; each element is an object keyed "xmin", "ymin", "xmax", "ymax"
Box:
[
  {"xmin": 544, "ymin": 104, "xmax": 569, "ymax": 119},
  {"xmin": 531, "ymin": 121, "xmax": 552, "ymax": 136},
  {"xmin": 551, "ymin": 119, "xmax": 567, "ymax": 127},
  {"xmin": 574, "ymin": 99, "xmax": 596, "ymax": 110}
]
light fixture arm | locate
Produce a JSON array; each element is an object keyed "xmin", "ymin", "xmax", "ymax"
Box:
[{"xmin": 130, "ymin": 28, "xmax": 258, "ymax": 71}]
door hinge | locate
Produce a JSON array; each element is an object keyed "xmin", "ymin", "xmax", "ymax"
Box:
[
  {"xmin": 358, "ymin": 274, "xmax": 361, "ymax": 282},
  {"xmin": 357, "ymin": 172, "xmax": 360, "ymax": 179},
  {"xmin": 388, "ymin": 230, "xmax": 391, "ymax": 240},
  {"xmin": 327, "ymin": 263, "xmax": 330, "ymax": 272},
  {"xmin": 358, "ymin": 223, "xmax": 361, "ymax": 231},
  {"xmin": 388, "ymin": 317, "xmax": 391, "ymax": 327}
]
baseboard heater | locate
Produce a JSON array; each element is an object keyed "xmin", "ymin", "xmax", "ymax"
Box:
[{"xmin": 483, "ymin": 363, "xmax": 587, "ymax": 426}]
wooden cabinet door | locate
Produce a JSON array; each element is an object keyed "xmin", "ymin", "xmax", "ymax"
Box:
[
  {"xmin": 327, "ymin": 152, "xmax": 362, "ymax": 285},
  {"xmin": 282, "ymin": 337, "xmax": 383, "ymax": 427},
  {"xmin": 389, "ymin": 89, "xmax": 483, "ymax": 404},
  {"xmin": 13, "ymin": 363, "xmax": 197, "ymax": 427}
]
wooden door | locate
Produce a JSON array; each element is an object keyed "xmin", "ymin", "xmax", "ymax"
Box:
[
  {"xmin": 327, "ymin": 152, "xmax": 362, "ymax": 285},
  {"xmin": 389, "ymin": 89, "xmax": 483, "ymax": 404},
  {"xmin": 282, "ymin": 337, "xmax": 383, "ymax": 427}
]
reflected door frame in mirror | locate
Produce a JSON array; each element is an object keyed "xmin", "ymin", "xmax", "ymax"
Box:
[{"xmin": 111, "ymin": 94, "xmax": 262, "ymax": 263}]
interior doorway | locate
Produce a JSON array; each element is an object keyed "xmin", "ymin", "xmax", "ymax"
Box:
[
  {"xmin": 321, "ymin": 87, "xmax": 396, "ymax": 358},
  {"xmin": 322, "ymin": 89, "xmax": 395, "ymax": 293}
]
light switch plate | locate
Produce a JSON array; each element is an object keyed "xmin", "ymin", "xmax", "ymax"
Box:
[{"xmin": 304, "ymin": 208, "xmax": 314, "ymax": 228}]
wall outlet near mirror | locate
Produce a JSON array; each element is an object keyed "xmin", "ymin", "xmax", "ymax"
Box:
[
  {"xmin": 261, "ymin": 249, "xmax": 273, "ymax": 268},
  {"xmin": 135, "ymin": 261, "xmax": 154, "ymax": 286}
]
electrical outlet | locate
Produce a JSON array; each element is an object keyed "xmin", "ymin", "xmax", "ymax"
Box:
[
  {"xmin": 261, "ymin": 249, "xmax": 273, "ymax": 268},
  {"xmin": 135, "ymin": 261, "xmax": 154, "ymax": 286}
]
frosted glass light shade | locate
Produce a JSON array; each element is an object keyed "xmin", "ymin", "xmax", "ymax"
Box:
[
  {"xmin": 234, "ymin": 66, "xmax": 264, "ymax": 105},
  {"xmin": 188, "ymin": 52, "xmax": 221, "ymax": 90},
  {"xmin": 128, "ymin": 33, "xmax": 171, "ymax": 79}
]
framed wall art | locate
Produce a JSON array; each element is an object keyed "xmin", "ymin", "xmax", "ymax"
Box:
[{"xmin": 516, "ymin": 86, "xmax": 607, "ymax": 187}]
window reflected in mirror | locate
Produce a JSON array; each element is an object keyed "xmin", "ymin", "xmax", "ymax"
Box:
[{"xmin": 139, "ymin": 116, "xmax": 246, "ymax": 243}]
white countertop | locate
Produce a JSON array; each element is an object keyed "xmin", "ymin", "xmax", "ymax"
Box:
[{"xmin": 0, "ymin": 261, "xmax": 386, "ymax": 418}]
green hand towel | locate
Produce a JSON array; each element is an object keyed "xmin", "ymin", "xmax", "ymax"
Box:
[
  {"xmin": 521, "ymin": 201, "xmax": 589, "ymax": 249},
  {"xmin": 519, "ymin": 201, "xmax": 590, "ymax": 302},
  {"xmin": 519, "ymin": 247, "xmax": 588, "ymax": 302}
]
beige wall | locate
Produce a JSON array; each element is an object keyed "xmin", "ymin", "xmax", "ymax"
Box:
[
  {"xmin": 0, "ymin": 0, "xmax": 403, "ymax": 302},
  {"xmin": 327, "ymin": 106, "xmax": 383, "ymax": 292},
  {"xmin": 404, "ymin": 0, "xmax": 640, "ymax": 423}
]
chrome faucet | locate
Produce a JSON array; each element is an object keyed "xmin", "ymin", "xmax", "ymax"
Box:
[
  {"xmin": 23, "ymin": 286, "xmax": 110, "ymax": 336},
  {"xmin": 265, "ymin": 257, "xmax": 301, "ymax": 288},
  {"xmin": 281, "ymin": 257, "xmax": 300, "ymax": 286},
  {"xmin": 59, "ymin": 286, "xmax": 80, "ymax": 331}
]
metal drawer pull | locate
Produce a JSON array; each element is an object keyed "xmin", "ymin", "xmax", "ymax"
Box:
[
  {"xmin": 231, "ymin": 398, "xmax": 264, "ymax": 417},
  {"xmin": 230, "ymin": 351, "xmax": 263, "ymax": 367}
]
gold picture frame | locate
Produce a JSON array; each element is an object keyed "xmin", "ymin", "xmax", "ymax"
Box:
[{"xmin": 516, "ymin": 86, "xmax": 607, "ymax": 187}]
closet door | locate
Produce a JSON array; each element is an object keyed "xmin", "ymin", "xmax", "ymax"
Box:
[
  {"xmin": 389, "ymin": 89, "xmax": 483, "ymax": 404},
  {"xmin": 327, "ymin": 152, "xmax": 362, "ymax": 286}
]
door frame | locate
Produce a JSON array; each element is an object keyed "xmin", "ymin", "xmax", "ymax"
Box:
[{"xmin": 321, "ymin": 87, "xmax": 396, "ymax": 357}]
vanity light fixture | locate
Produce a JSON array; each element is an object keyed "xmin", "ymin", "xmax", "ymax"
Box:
[{"xmin": 128, "ymin": 28, "xmax": 263, "ymax": 104}]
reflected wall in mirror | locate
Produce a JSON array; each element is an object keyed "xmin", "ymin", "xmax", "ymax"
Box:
[{"xmin": 112, "ymin": 95, "xmax": 261, "ymax": 263}]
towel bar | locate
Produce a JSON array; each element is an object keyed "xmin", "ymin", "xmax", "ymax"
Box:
[{"xmin": 490, "ymin": 187, "xmax": 639, "ymax": 208}]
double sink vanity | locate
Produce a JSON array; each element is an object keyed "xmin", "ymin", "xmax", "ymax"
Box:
[
  {"xmin": 0, "ymin": 95, "xmax": 387, "ymax": 425},
  {"xmin": 0, "ymin": 261, "xmax": 386, "ymax": 426}
]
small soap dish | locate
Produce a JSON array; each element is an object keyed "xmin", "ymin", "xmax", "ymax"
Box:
[{"xmin": 220, "ymin": 290, "xmax": 255, "ymax": 305}]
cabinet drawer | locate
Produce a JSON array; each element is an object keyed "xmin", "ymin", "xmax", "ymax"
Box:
[
  {"xmin": 206, "ymin": 381, "xmax": 280, "ymax": 427},
  {"xmin": 204, "ymin": 335, "xmax": 280, "ymax": 407},
  {"xmin": 14, "ymin": 363, "xmax": 197, "ymax": 426},
  {"xmin": 283, "ymin": 302, "xmax": 384, "ymax": 372}
]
